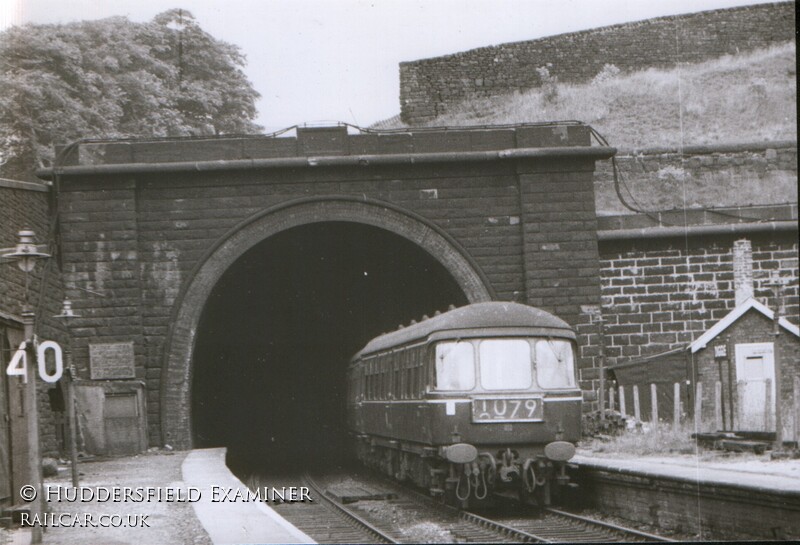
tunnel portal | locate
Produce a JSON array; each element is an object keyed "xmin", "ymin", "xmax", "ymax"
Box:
[
  {"xmin": 191, "ymin": 221, "xmax": 468, "ymax": 468},
  {"xmin": 51, "ymin": 125, "xmax": 608, "ymax": 454}
]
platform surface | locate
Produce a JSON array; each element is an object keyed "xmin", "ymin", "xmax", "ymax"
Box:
[
  {"xmin": 32, "ymin": 450, "xmax": 212, "ymax": 545},
  {"xmin": 574, "ymin": 450, "xmax": 800, "ymax": 494},
  {"xmin": 182, "ymin": 448, "xmax": 314, "ymax": 544},
  {"xmin": 1, "ymin": 448, "xmax": 316, "ymax": 545}
]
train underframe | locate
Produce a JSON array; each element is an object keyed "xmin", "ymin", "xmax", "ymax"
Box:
[{"xmin": 353, "ymin": 434, "xmax": 574, "ymax": 507}]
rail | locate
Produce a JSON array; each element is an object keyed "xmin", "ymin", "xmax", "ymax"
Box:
[{"xmin": 302, "ymin": 473, "xmax": 400, "ymax": 544}]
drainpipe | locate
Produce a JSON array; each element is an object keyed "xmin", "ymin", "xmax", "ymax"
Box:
[{"xmin": 37, "ymin": 146, "xmax": 616, "ymax": 179}]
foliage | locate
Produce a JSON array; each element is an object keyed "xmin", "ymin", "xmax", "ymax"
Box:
[
  {"xmin": 0, "ymin": 9, "xmax": 262, "ymax": 179},
  {"xmin": 582, "ymin": 420, "xmax": 706, "ymax": 457},
  {"xmin": 535, "ymin": 63, "xmax": 559, "ymax": 104},
  {"xmin": 591, "ymin": 63, "xmax": 621, "ymax": 85},
  {"xmin": 582, "ymin": 409, "xmax": 627, "ymax": 438}
]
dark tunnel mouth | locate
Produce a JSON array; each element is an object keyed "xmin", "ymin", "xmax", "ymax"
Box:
[{"xmin": 190, "ymin": 221, "xmax": 468, "ymax": 471}]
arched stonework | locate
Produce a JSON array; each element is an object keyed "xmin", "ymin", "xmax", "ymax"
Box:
[{"xmin": 159, "ymin": 196, "xmax": 493, "ymax": 447}]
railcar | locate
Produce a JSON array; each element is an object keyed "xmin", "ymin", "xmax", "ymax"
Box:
[{"xmin": 346, "ymin": 301, "xmax": 582, "ymax": 506}]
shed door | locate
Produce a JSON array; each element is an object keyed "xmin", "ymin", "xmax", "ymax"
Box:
[
  {"xmin": 735, "ymin": 343, "xmax": 775, "ymax": 431},
  {"xmin": 104, "ymin": 393, "xmax": 141, "ymax": 455}
]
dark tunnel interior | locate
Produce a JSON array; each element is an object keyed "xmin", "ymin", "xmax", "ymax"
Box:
[{"xmin": 191, "ymin": 221, "xmax": 468, "ymax": 471}]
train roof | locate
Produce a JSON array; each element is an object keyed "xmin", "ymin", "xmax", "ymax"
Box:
[{"xmin": 353, "ymin": 301, "xmax": 575, "ymax": 359}]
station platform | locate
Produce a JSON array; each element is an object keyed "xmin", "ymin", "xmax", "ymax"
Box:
[
  {"xmin": 183, "ymin": 448, "xmax": 313, "ymax": 544},
  {"xmin": 1, "ymin": 448, "xmax": 313, "ymax": 545},
  {"xmin": 573, "ymin": 450, "xmax": 800, "ymax": 494},
  {"xmin": 571, "ymin": 449, "xmax": 800, "ymax": 540}
]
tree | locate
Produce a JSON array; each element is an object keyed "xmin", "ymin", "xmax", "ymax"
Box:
[{"xmin": 0, "ymin": 9, "xmax": 262, "ymax": 180}]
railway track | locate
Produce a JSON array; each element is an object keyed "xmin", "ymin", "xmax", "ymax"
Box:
[
  {"xmin": 262, "ymin": 473, "xmax": 399, "ymax": 544},
  {"xmin": 250, "ymin": 469, "xmax": 673, "ymax": 543},
  {"xmin": 464, "ymin": 507, "xmax": 674, "ymax": 543}
]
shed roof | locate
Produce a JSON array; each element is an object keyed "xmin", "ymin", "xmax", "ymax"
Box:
[
  {"xmin": 608, "ymin": 347, "xmax": 690, "ymax": 385},
  {"xmin": 689, "ymin": 297, "xmax": 800, "ymax": 354}
]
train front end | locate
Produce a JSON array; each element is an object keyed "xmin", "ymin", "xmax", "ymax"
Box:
[
  {"xmin": 428, "ymin": 331, "xmax": 581, "ymax": 504},
  {"xmin": 347, "ymin": 302, "xmax": 583, "ymax": 506}
]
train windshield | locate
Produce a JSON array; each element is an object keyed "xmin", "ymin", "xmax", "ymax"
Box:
[
  {"xmin": 478, "ymin": 339, "xmax": 532, "ymax": 390},
  {"xmin": 535, "ymin": 339, "xmax": 576, "ymax": 389},
  {"xmin": 434, "ymin": 342, "xmax": 475, "ymax": 390}
]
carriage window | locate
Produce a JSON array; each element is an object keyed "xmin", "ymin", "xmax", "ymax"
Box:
[
  {"xmin": 396, "ymin": 353, "xmax": 403, "ymax": 400},
  {"xmin": 479, "ymin": 339, "xmax": 532, "ymax": 390},
  {"xmin": 535, "ymin": 340, "xmax": 576, "ymax": 389},
  {"xmin": 434, "ymin": 342, "xmax": 475, "ymax": 390},
  {"xmin": 368, "ymin": 361, "xmax": 376, "ymax": 399}
]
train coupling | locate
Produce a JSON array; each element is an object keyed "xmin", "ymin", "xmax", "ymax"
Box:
[{"xmin": 498, "ymin": 448, "xmax": 521, "ymax": 483}]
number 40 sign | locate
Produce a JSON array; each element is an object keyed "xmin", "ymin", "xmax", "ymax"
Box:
[{"xmin": 6, "ymin": 340, "xmax": 63, "ymax": 383}]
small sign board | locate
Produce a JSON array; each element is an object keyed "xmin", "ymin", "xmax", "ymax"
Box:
[
  {"xmin": 714, "ymin": 344, "xmax": 727, "ymax": 359},
  {"xmin": 89, "ymin": 342, "xmax": 135, "ymax": 380}
]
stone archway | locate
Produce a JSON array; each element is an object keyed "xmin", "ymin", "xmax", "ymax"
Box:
[{"xmin": 159, "ymin": 195, "xmax": 493, "ymax": 447}]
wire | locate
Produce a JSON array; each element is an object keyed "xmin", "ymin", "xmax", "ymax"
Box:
[
  {"xmin": 588, "ymin": 125, "xmax": 785, "ymax": 226},
  {"xmin": 589, "ymin": 125, "xmax": 676, "ymax": 223}
]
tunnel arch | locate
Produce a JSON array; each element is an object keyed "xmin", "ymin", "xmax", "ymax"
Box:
[{"xmin": 159, "ymin": 195, "xmax": 494, "ymax": 448}]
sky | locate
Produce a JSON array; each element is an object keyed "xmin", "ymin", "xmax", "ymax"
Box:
[{"xmin": 0, "ymin": 0, "xmax": 780, "ymax": 132}]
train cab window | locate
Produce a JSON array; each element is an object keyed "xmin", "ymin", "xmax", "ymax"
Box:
[
  {"xmin": 535, "ymin": 339, "xmax": 576, "ymax": 389},
  {"xmin": 434, "ymin": 342, "xmax": 475, "ymax": 391},
  {"xmin": 478, "ymin": 339, "xmax": 532, "ymax": 390}
]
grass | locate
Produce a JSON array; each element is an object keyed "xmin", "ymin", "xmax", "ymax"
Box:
[
  {"xmin": 395, "ymin": 43, "xmax": 797, "ymax": 149},
  {"xmin": 581, "ymin": 420, "xmax": 709, "ymax": 458}
]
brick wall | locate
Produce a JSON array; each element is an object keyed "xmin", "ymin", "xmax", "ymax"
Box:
[
  {"xmin": 577, "ymin": 467, "xmax": 800, "ymax": 540},
  {"xmin": 400, "ymin": 2, "xmax": 795, "ymax": 124},
  {"xmin": 597, "ymin": 233, "xmax": 798, "ymax": 367},
  {"xmin": 0, "ymin": 180, "xmax": 69, "ymax": 459}
]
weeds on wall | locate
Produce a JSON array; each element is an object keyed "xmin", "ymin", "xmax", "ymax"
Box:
[
  {"xmin": 535, "ymin": 64, "xmax": 559, "ymax": 105},
  {"xmin": 427, "ymin": 43, "xmax": 797, "ymax": 149}
]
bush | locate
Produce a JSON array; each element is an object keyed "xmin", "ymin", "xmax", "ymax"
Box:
[
  {"xmin": 535, "ymin": 64, "xmax": 559, "ymax": 104},
  {"xmin": 582, "ymin": 409, "xmax": 627, "ymax": 438},
  {"xmin": 592, "ymin": 63, "xmax": 621, "ymax": 85}
]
